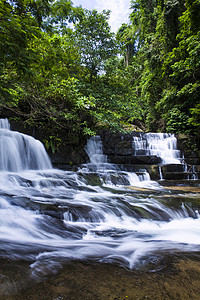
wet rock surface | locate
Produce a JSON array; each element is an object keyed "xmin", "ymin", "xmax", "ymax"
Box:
[
  {"xmin": 108, "ymin": 155, "xmax": 162, "ymax": 165},
  {"xmin": 100, "ymin": 130, "xmax": 163, "ymax": 165},
  {"xmin": 1, "ymin": 256, "xmax": 200, "ymax": 300},
  {"xmin": 0, "ymin": 122, "xmax": 199, "ymax": 299},
  {"xmin": 99, "ymin": 131, "xmax": 200, "ymax": 180},
  {"xmin": 7, "ymin": 122, "xmax": 200, "ymax": 175},
  {"xmin": 177, "ymin": 134, "xmax": 200, "ymax": 165}
]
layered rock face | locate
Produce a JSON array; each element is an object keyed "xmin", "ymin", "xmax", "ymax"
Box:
[
  {"xmin": 99, "ymin": 130, "xmax": 200, "ymax": 180},
  {"xmin": 100, "ymin": 131, "xmax": 162, "ymax": 165},
  {"xmin": 8, "ymin": 121, "xmax": 200, "ymax": 179}
]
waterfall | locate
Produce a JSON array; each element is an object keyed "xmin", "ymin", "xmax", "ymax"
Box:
[
  {"xmin": 84, "ymin": 136, "xmax": 158, "ymax": 188},
  {"xmin": 0, "ymin": 118, "xmax": 10, "ymax": 130},
  {"xmin": 0, "ymin": 119, "xmax": 52, "ymax": 171},
  {"xmin": 85, "ymin": 136, "xmax": 107, "ymax": 164},
  {"xmin": 132, "ymin": 133, "xmax": 181, "ymax": 164},
  {"xmin": 132, "ymin": 133, "xmax": 198, "ymax": 179},
  {"xmin": 0, "ymin": 120, "xmax": 199, "ymax": 279}
]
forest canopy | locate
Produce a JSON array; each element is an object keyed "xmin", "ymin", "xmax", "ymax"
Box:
[{"xmin": 0, "ymin": 0, "xmax": 200, "ymax": 147}]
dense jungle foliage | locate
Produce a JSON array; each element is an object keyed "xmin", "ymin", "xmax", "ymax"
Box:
[{"xmin": 0, "ymin": 0, "xmax": 200, "ymax": 149}]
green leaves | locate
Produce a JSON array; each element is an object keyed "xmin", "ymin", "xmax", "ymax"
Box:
[
  {"xmin": 0, "ymin": 1, "xmax": 39, "ymax": 71},
  {"xmin": 166, "ymin": 107, "xmax": 189, "ymax": 133},
  {"xmin": 159, "ymin": 2, "xmax": 200, "ymax": 133},
  {"xmin": 125, "ymin": 0, "xmax": 200, "ymax": 135},
  {"xmin": 2, "ymin": 0, "xmax": 199, "ymax": 148},
  {"xmin": 189, "ymin": 104, "xmax": 200, "ymax": 134},
  {"xmin": 74, "ymin": 9, "xmax": 118, "ymax": 83}
]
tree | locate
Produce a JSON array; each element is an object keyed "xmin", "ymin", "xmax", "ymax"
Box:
[
  {"xmin": 44, "ymin": 0, "xmax": 84, "ymax": 33},
  {"xmin": 116, "ymin": 24, "xmax": 135, "ymax": 66},
  {"xmin": 74, "ymin": 9, "xmax": 117, "ymax": 83},
  {"xmin": 125, "ymin": 0, "xmax": 188, "ymax": 131},
  {"xmin": 159, "ymin": 0, "xmax": 200, "ymax": 133},
  {"xmin": 130, "ymin": 0, "xmax": 157, "ymax": 47},
  {"xmin": 0, "ymin": 0, "xmax": 40, "ymax": 106}
]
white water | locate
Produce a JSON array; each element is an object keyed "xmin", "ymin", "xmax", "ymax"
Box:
[
  {"xmin": 132, "ymin": 133, "xmax": 181, "ymax": 164},
  {"xmin": 0, "ymin": 121, "xmax": 200, "ymax": 277},
  {"xmin": 85, "ymin": 136, "xmax": 107, "ymax": 164},
  {"xmin": 0, "ymin": 119, "xmax": 52, "ymax": 171},
  {"xmin": 84, "ymin": 135, "xmax": 152, "ymax": 187}
]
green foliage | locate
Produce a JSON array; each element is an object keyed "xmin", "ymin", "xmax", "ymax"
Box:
[
  {"xmin": 21, "ymin": 74, "xmax": 97, "ymax": 140},
  {"xmin": 130, "ymin": 0, "xmax": 157, "ymax": 47},
  {"xmin": 45, "ymin": 0, "xmax": 84, "ymax": 33},
  {"xmin": 126, "ymin": 0, "xmax": 200, "ymax": 135},
  {"xmin": 159, "ymin": 1, "xmax": 200, "ymax": 134},
  {"xmin": 1, "ymin": 0, "xmax": 200, "ymax": 149},
  {"xmin": 74, "ymin": 9, "xmax": 118, "ymax": 83},
  {"xmin": 166, "ymin": 107, "xmax": 189, "ymax": 133},
  {"xmin": 0, "ymin": 0, "xmax": 41, "ymax": 107},
  {"xmin": 189, "ymin": 104, "xmax": 200, "ymax": 134},
  {"xmin": 0, "ymin": 1, "xmax": 39, "ymax": 71},
  {"xmin": 116, "ymin": 24, "xmax": 135, "ymax": 66},
  {"xmin": 44, "ymin": 136, "xmax": 62, "ymax": 154}
]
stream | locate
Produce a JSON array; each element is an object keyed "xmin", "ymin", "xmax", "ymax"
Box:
[{"xmin": 0, "ymin": 119, "xmax": 200, "ymax": 278}]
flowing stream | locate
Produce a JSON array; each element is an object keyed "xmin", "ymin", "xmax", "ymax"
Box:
[
  {"xmin": 0, "ymin": 120, "xmax": 200, "ymax": 277},
  {"xmin": 132, "ymin": 132, "xmax": 181, "ymax": 164}
]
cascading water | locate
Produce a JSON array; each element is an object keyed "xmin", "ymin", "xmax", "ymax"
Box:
[
  {"xmin": 132, "ymin": 133, "xmax": 198, "ymax": 180},
  {"xmin": 0, "ymin": 119, "xmax": 200, "ymax": 280},
  {"xmin": 0, "ymin": 119, "xmax": 52, "ymax": 171},
  {"xmin": 132, "ymin": 133, "xmax": 181, "ymax": 164},
  {"xmin": 85, "ymin": 135, "xmax": 107, "ymax": 164},
  {"xmin": 84, "ymin": 135, "xmax": 151, "ymax": 186}
]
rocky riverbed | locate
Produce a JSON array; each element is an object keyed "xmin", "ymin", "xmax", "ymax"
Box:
[
  {"xmin": 1, "ymin": 120, "xmax": 200, "ymax": 300},
  {"xmin": 1, "ymin": 255, "xmax": 200, "ymax": 300}
]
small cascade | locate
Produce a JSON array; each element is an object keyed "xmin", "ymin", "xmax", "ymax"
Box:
[
  {"xmin": 84, "ymin": 135, "xmax": 153, "ymax": 187},
  {"xmin": 0, "ymin": 118, "xmax": 52, "ymax": 172},
  {"xmin": 132, "ymin": 133, "xmax": 181, "ymax": 164},
  {"xmin": 132, "ymin": 133, "xmax": 198, "ymax": 180},
  {"xmin": 85, "ymin": 136, "xmax": 107, "ymax": 164},
  {"xmin": 187, "ymin": 165, "xmax": 198, "ymax": 180},
  {"xmin": 191, "ymin": 166, "xmax": 198, "ymax": 180},
  {"xmin": 159, "ymin": 166, "xmax": 163, "ymax": 180},
  {"xmin": 0, "ymin": 119, "xmax": 10, "ymax": 130},
  {"xmin": 182, "ymin": 155, "xmax": 198, "ymax": 180}
]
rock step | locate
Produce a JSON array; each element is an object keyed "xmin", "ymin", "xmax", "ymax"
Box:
[{"xmin": 108, "ymin": 155, "xmax": 162, "ymax": 165}]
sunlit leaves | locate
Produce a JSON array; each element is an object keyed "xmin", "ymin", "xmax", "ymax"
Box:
[
  {"xmin": 189, "ymin": 104, "xmax": 200, "ymax": 134},
  {"xmin": 74, "ymin": 9, "xmax": 118, "ymax": 82}
]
